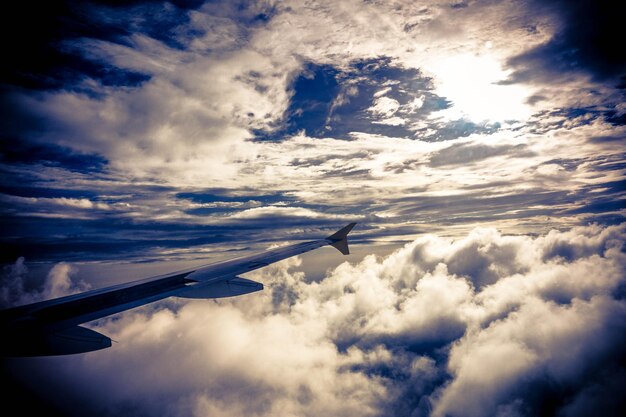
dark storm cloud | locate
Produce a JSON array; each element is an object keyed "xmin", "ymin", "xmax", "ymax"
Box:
[{"xmin": 505, "ymin": 0, "xmax": 626, "ymax": 85}]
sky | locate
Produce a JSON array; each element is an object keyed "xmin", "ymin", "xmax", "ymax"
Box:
[{"xmin": 0, "ymin": 0, "xmax": 625, "ymax": 416}]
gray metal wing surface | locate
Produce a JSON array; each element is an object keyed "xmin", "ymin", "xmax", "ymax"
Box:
[{"xmin": 0, "ymin": 223, "xmax": 356, "ymax": 356}]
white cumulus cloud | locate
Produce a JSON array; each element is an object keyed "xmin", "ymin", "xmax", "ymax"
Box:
[{"xmin": 6, "ymin": 223, "xmax": 624, "ymax": 417}]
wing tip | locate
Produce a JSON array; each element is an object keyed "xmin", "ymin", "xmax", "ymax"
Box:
[{"xmin": 326, "ymin": 222, "xmax": 357, "ymax": 255}]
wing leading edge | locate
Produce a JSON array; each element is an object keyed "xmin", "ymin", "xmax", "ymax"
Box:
[{"xmin": 0, "ymin": 223, "xmax": 357, "ymax": 356}]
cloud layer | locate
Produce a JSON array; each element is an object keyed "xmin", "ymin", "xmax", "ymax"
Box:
[{"xmin": 4, "ymin": 223, "xmax": 624, "ymax": 416}]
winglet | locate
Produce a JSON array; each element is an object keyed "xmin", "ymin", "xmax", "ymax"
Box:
[{"xmin": 325, "ymin": 223, "xmax": 357, "ymax": 255}]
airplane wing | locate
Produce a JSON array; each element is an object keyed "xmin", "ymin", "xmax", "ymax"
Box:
[{"xmin": 0, "ymin": 223, "xmax": 356, "ymax": 356}]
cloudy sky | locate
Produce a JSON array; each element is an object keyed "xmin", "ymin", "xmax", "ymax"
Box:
[{"xmin": 1, "ymin": 0, "xmax": 625, "ymax": 416}]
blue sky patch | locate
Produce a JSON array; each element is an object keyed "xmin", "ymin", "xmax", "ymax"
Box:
[{"xmin": 263, "ymin": 57, "xmax": 453, "ymax": 140}]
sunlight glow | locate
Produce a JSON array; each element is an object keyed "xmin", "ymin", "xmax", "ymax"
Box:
[{"xmin": 429, "ymin": 53, "xmax": 531, "ymax": 123}]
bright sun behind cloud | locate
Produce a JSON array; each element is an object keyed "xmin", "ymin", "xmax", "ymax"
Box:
[{"xmin": 429, "ymin": 53, "xmax": 532, "ymax": 123}]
